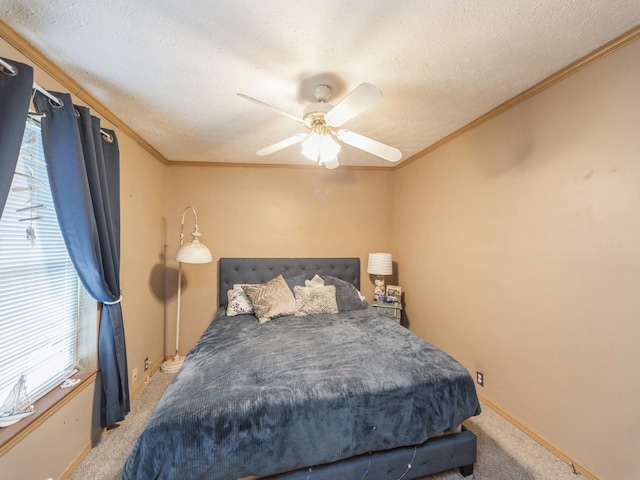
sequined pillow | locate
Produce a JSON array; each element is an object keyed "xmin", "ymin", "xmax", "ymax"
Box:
[{"xmin": 293, "ymin": 285, "xmax": 338, "ymax": 316}]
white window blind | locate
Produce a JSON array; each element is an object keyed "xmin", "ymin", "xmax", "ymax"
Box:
[{"xmin": 0, "ymin": 118, "xmax": 92, "ymax": 405}]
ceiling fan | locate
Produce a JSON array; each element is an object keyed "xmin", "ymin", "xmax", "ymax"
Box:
[{"xmin": 237, "ymin": 83, "xmax": 402, "ymax": 169}]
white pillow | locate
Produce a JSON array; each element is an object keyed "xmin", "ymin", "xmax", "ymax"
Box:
[{"xmin": 304, "ymin": 274, "xmax": 324, "ymax": 288}]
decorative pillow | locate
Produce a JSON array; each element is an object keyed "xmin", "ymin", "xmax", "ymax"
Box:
[
  {"xmin": 226, "ymin": 287, "xmax": 254, "ymax": 316},
  {"xmin": 322, "ymin": 275, "xmax": 368, "ymax": 311},
  {"xmin": 293, "ymin": 285, "xmax": 338, "ymax": 316},
  {"xmin": 284, "ymin": 274, "xmax": 306, "ymax": 292},
  {"xmin": 242, "ymin": 275, "xmax": 296, "ymax": 323},
  {"xmin": 305, "ymin": 274, "xmax": 324, "ymax": 288}
]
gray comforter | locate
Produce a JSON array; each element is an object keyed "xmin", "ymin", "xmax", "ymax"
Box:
[{"xmin": 122, "ymin": 307, "xmax": 481, "ymax": 480}]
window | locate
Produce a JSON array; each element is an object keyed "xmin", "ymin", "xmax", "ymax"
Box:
[{"xmin": 0, "ymin": 118, "xmax": 95, "ymax": 407}]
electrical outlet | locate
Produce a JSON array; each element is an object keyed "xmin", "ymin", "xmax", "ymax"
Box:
[
  {"xmin": 476, "ymin": 371, "xmax": 484, "ymax": 387},
  {"xmin": 132, "ymin": 368, "xmax": 138, "ymax": 383},
  {"xmin": 144, "ymin": 357, "xmax": 150, "ymax": 371}
]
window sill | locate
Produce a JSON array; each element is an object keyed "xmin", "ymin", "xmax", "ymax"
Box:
[{"xmin": 0, "ymin": 369, "xmax": 98, "ymax": 456}]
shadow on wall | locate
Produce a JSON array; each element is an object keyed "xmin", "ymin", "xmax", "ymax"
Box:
[
  {"xmin": 400, "ymin": 302, "xmax": 410, "ymax": 329},
  {"xmin": 148, "ymin": 257, "xmax": 185, "ymax": 302},
  {"xmin": 391, "ymin": 261, "xmax": 409, "ymax": 327}
]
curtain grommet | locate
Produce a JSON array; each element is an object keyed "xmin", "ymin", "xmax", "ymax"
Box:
[
  {"xmin": 49, "ymin": 96, "xmax": 64, "ymax": 108},
  {"xmin": 0, "ymin": 62, "xmax": 18, "ymax": 77},
  {"xmin": 102, "ymin": 131, "xmax": 114, "ymax": 143}
]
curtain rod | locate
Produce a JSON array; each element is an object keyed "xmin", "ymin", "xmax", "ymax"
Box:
[
  {"xmin": 33, "ymin": 81, "xmax": 63, "ymax": 107},
  {"xmin": 1, "ymin": 57, "xmax": 114, "ymax": 142}
]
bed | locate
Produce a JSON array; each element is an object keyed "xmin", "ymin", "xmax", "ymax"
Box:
[{"xmin": 122, "ymin": 257, "xmax": 481, "ymax": 480}]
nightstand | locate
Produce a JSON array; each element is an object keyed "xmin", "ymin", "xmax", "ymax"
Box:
[{"xmin": 371, "ymin": 303, "xmax": 402, "ymax": 323}]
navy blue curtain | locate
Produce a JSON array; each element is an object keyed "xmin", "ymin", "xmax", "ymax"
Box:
[
  {"xmin": 34, "ymin": 92, "xmax": 130, "ymax": 427},
  {"xmin": 0, "ymin": 57, "xmax": 33, "ymax": 218}
]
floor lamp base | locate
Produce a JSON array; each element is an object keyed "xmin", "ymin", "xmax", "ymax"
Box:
[{"xmin": 160, "ymin": 355, "xmax": 184, "ymax": 374}]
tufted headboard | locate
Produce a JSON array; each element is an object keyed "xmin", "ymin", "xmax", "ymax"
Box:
[{"xmin": 218, "ymin": 257, "xmax": 360, "ymax": 308}]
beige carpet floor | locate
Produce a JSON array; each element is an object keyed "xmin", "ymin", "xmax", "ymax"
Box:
[{"xmin": 69, "ymin": 372, "xmax": 583, "ymax": 480}]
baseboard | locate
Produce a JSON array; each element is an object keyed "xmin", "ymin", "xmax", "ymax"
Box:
[
  {"xmin": 478, "ymin": 394, "xmax": 601, "ymax": 480},
  {"xmin": 60, "ymin": 441, "xmax": 96, "ymax": 479}
]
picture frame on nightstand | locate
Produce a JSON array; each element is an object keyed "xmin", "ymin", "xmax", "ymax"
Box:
[{"xmin": 385, "ymin": 285, "xmax": 402, "ymax": 304}]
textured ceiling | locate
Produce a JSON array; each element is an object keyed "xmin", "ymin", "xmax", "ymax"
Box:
[{"xmin": 2, "ymin": 1, "xmax": 640, "ymax": 168}]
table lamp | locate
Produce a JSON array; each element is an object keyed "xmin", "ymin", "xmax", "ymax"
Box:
[{"xmin": 367, "ymin": 252, "xmax": 392, "ymax": 303}]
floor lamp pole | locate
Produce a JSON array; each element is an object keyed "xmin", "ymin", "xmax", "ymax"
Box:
[
  {"xmin": 174, "ymin": 262, "xmax": 183, "ymax": 358},
  {"xmin": 161, "ymin": 262, "xmax": 185, "ymax": 373}
]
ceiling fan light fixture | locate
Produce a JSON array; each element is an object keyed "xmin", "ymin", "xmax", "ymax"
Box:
[
  {"xmin": 302, "ymin": 133, "xmax": 341, "ymax": 165},
  {"xmin": 320, "ymin": 134, "xmax": 341, "ymax": 158},
  {"xmin": 322, "ymin": 157, "xmax": 340, "ymax": 169},
  {"xmin": 301, "ymin": 133, "xmax": 321, "ymax": 161}
]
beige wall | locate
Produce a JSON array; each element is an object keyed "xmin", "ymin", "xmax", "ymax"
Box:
[
  {"xmin": 0, "ymin": 38, "xmax": 166, "ymax": 479},
  {"xmin": 118, "ymin": 130, "xmax": 167, "ymax": 386},
  {"xmin": 164, "ymin": 166, "xmax": 394, "ymax": 352},
  {"xmin": 394, "ymin": 38, "xmax": 640, "ymax": 479}
]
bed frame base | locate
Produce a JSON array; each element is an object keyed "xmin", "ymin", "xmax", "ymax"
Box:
[
  {"xmin": 266, "ymin": 426, "xmax": 476, "ymax": 480},
  {"xmin": 460, "ymin": 463, "xmax": 474, "ymax": 477}
]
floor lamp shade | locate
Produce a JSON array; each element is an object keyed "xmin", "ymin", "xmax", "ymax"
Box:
[
  {"xmin": 161, "ymin": 206, "xmax": 212, "ymax": 374},
  {"xmin": 175, "ymin": 238, "xmax": 212, "ymax": 264}
]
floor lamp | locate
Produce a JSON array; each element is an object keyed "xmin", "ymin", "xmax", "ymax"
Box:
[{"xmin": 161, "ymin": 206, "xmax": 212, "ymax": 374}]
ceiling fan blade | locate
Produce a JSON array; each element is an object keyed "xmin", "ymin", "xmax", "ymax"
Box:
[
  {"xmin": 237, "ymin": 93, "xmax": 305, "ymax": 124},
  {"xmin": 256, "ymin": 133, "xmax": 308, "ymax": 156},
  {"xmin": 337, "ymin": 129, "xmax": 402, "ymax": 162},
  {"xmin": 324, "ymin": 83, "xmax": 383, "ymax": 127}
]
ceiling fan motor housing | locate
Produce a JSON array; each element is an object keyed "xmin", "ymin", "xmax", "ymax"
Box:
[{"xmin": 303, "ymin": 102, "xmax": 334, "ymax": 134}]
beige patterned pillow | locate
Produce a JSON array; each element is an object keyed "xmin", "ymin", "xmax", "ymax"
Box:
[
  {"xmin": 293, "ymin": 285, "xmax": 338, "ymax": 316},
  {"xmin": 242, "ymin": 275, "xmax": 296, "ymax": 323}
]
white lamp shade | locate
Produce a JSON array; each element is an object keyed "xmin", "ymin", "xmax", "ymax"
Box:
[
  {"xmin": 175, "ymin": 239, "xmax": 212, "ymax": 264},
  {"xmin": 301, "ymin": 133, "xmax": 320, "ymax": 161},
  {"xmin": 174, "ymin": 206, "xmax": 213, "ymax": 264},
  {"xmin": 301, "ymin": 133, "xmax": 341, "ymax": 164},
  {"xmin": 367, "ymin": 253, "xmax": 392, "ymax": 276},
  {"xmin": 323, "ymin": 157, "xmax": 339, "ymax": 169}
]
